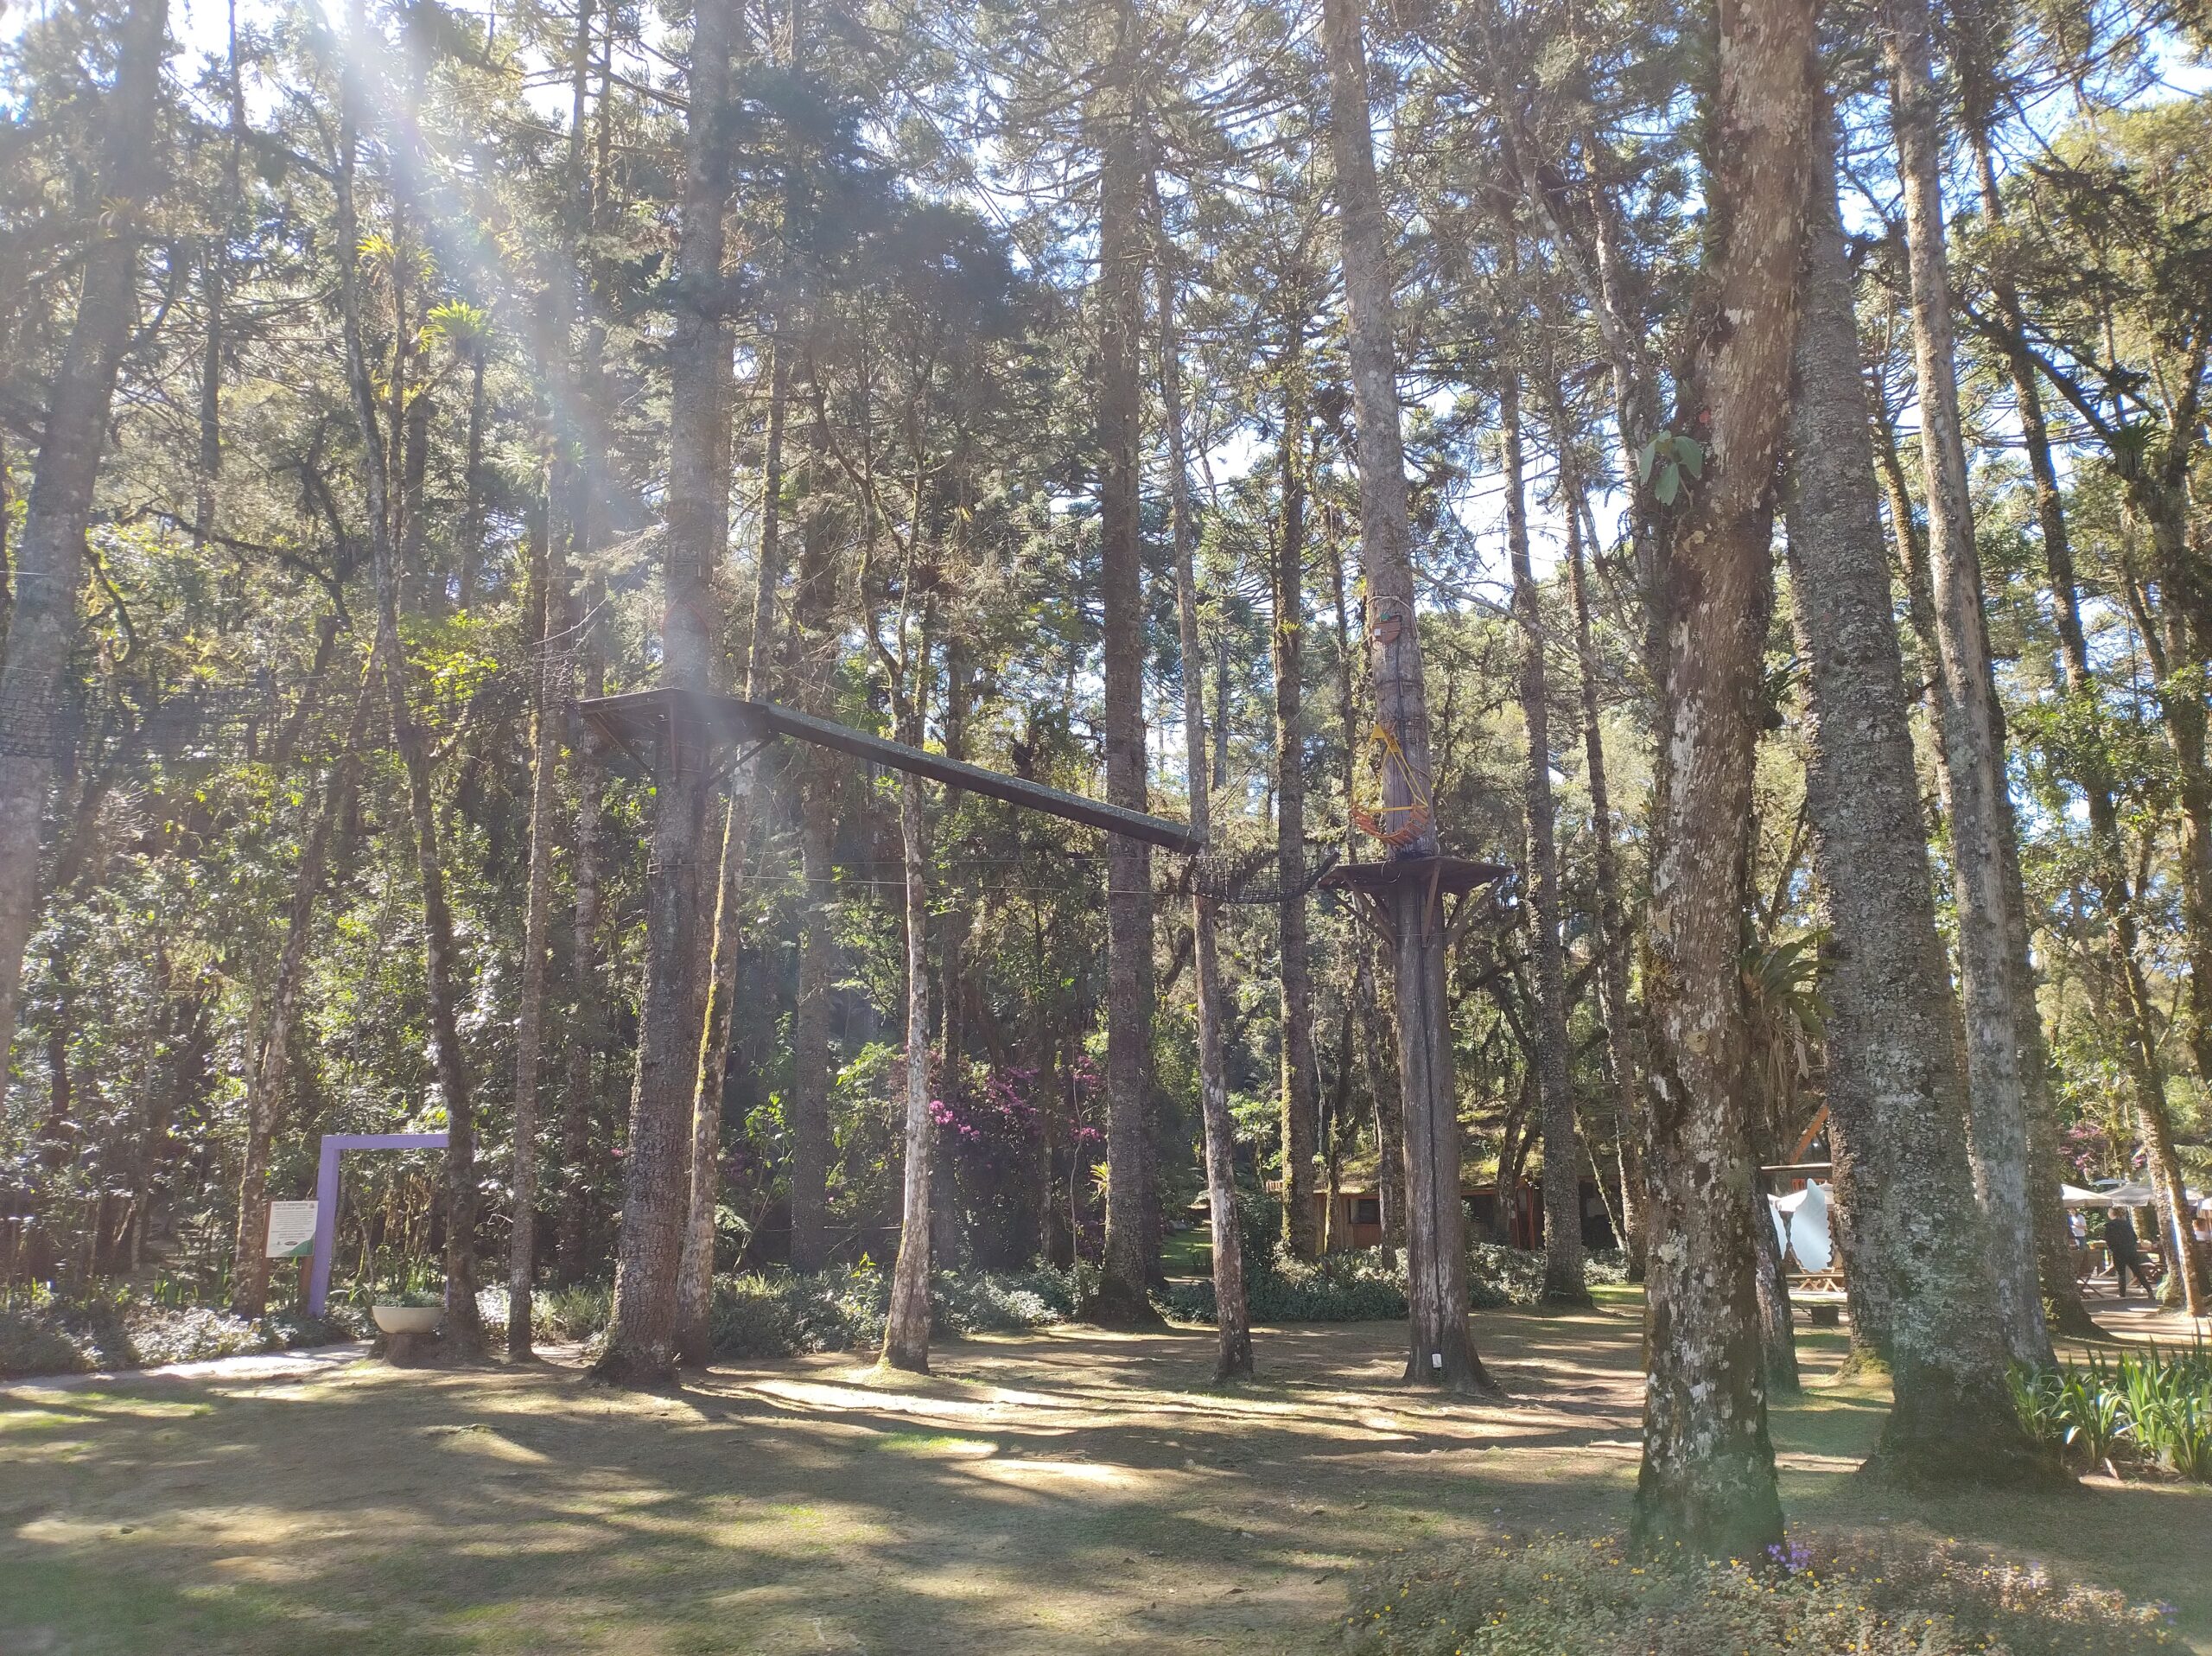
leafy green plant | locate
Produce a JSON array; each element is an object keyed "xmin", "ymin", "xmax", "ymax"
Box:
[
  {"xmin": 2008, "ymin": 1364, "xmax": 2069, "ymax": 1450},
  {"xmin": 2060, "ymin": 1367, "xmax": 2133, "ymax": 1471},
  {"xmin": 1636, "ymin": 430, "xmax": 1706, "ymax": 507}
]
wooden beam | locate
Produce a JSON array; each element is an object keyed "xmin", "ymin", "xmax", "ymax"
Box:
[{"xmin": 577, "ymin": 688, "xmax": 1203, "ymax": 855}]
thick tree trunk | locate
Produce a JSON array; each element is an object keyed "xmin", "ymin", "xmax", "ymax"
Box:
[
  {"xmin": 0, "ymin": 0, "xmax": 168, "ymax": 1074},
  {"xmin": 1091, "ymin": 13, "xmax": 1158, "ymax": 1327},
  {"xmin": 507, "ymin": 498, "xmax": 559, "ymax": 1358},
  {"xmin": 231, "ymin": 653, "xmax": 377, "ymax": 1317},
  {"xmin": 881, "ymin": 756, "xmax": 935, "ymax": 1373},
  {"xmin": 1274, "ymin": 344, "xmax": 1319, "ymax": 1262},
  {"xmin": 1160, "ymin": 246, "xmax": 1254, "ymax": 1379},
  {"xmin": 1881, "ymin": 0, "xmax": 2052, "ymax": 1369},
  {"xmin": 1503, "ymin": 366, "xmax": 1588, "ymax": 1307},
  {"xmin": 1320, "ymin": 0, "xmax": 1491, "ymax": 1394},
  {"xmin": 593, "ymin": 0, "xmax": 734, "ymax": 1385},
  {"xmin": 1629, "ymin": 0, "xmax": 1812, "ymax": 1558},
  {"xmin": 1783, "ymin": 105, "xmax": 2051, "ymax": 1482}
]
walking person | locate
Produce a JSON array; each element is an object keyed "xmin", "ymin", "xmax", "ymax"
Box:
[{"xmin": 2103, "ymin": 1206, "xmax": 2156, "ymax": 1299}]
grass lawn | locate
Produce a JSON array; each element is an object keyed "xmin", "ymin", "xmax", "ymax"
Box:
[{"xmin": 3, "ymin": 1287, "xmax": 2205, "ymax": 1654}]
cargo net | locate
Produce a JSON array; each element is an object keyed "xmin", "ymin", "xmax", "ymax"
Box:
[{"xmin": 1183, "ymin": 838, "xmax": 1341, "ymax": 905}]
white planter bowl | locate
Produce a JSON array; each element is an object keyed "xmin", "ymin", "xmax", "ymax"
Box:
[{"xmin": 372, "ymin": 1304, "xmax": 442, "ymax": 1335}]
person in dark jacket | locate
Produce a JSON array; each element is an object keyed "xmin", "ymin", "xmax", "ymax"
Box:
[{"xmin": 2104, "ymin": 1207, "xmax": 2156, "ymax": 1298}]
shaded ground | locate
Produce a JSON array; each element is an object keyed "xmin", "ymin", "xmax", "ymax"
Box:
[{"xmin": 2, "ymin": 1288, "xmax": 2205, "ymax": 1654}]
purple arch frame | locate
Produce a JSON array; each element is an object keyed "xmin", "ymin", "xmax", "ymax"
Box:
[{"xmin": 307, "ymin": 1132, "xmax": 448, "ymax": 1316}]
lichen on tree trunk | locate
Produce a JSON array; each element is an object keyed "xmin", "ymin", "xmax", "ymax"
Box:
[{"xmin": 1630, "ymin": 0, "xmax": 1814, "ymax": 1557}]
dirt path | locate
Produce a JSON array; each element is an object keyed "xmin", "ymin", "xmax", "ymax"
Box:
[{"xmin": 3, "ymin": 1295, "xmax": 2206, "ymax": 1654}]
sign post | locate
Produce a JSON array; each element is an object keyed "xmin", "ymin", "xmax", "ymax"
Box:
[{"xmin": 265, "ymin": 1201, "xmax": 318, "ymax": 1259}]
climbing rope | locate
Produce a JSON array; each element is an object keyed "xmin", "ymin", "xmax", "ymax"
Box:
[{"xmin": 1349, "ymin": 722, "xmax": 1433, "ymax": 850}]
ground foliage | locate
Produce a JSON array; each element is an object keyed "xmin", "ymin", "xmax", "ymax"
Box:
[
  {"xmin": 0, "ymin": 1282, "xmax": 345, "ymax": 1378},
  {"xmin": 1341, "ymin": 1532, "xmax": 2181, "ymax": 1654},
  {"xmin": 1160, "ymin": 1232, "xmax": 1630, "ymax": 1324},
  {"xmin": 2010, "ymin": 1344, "xmax": 2212, "ymax": 1481}
]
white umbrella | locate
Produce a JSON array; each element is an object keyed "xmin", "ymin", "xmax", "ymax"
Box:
[{"xmin": 2060, "ymin": 1183, "xmax": 2105, "ymax": 1206}]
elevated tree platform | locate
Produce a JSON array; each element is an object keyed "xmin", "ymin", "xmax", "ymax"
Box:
[{"xmin": 576, "ymin": 686, "xmax": 1204, "ymax": 855}]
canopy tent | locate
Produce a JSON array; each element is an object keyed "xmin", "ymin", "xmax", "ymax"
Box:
[{"xmin": 2063, "ymin": 1181, "xmax": 2159, "ymax": 1207}]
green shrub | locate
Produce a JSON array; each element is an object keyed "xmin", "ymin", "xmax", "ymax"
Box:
[
  {"xmin": 1163, "ymin": 1243, "xmax": 1630, "ymax": 1325},
  {"xmin": 1342, "ymin": 1532, "xmax": 2177, "ymax": 1655},
  {"xmin": 704, "ymin": 1264, "xmax": 1076, "ymax": 1360},
  {"xmin": 0, "ymin": 1285, "xmax": 348, "ymax": 1379}
]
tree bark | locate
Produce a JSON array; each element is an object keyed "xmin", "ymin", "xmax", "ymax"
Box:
[
  {"xmin": 1160, "ymin": 243, "xmax": 1254, "ymax": 1380},
  {"xmin": 592, "ymin": 0, "xmax": 735, "ymax": 1384},
  {"xmin": 1784, "ymin": 103, "xmax": 2052, "ymax": 1481},
  {"xmin": 0, "ymin": 0, "xmax": 168, "ymax": 1075},
  {"xmin": 1881, "ymin": 0, "xmax": 2053, "ymax": 1369},
  {"xmin": 1091, "ymin": 10, "xmax": 1158, "ymax": 1327},
  {"xmin": 1329, "ymin": 543, "xmax": 1405, "ymax": 1258},
  {"xmin": 558, "ymin": 566, "xmax": 607, "ymax": 1286},
  {"xmin": 1629, "ymin": 0, "xmax": 1813, "ymax": 1558},
  {"xmin": 508, "ymin": 498, "xmax": 559, "ymax": 1357},
  {"xmin": 1320, "ymin": 0, "xmax": 1491, "ymax": 1394},
  {"xmin": 1749, "ymin": 1172, "xmax": 1801, "ymax": 1395},
  {"xmin": 1503, "ymin": 364, "xmax": 1587, "ymax": 1306},
  {"xmin": 881, "ymin": 738, "xmax": 935, "ymax": 1373},
  {"xmin": 1274, "ymin": 335, "xmax": 1319, "ymax": 1263}
]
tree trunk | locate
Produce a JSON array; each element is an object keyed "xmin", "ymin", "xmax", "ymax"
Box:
[
  {"xmin": 231, "ymin": 652, "xmax": 377, "ymax": 1317},
  {"xmin": 1563, "ymin": 482, "xmax": 1645, "ymax": 1279},
  {"xmin": 786, "ymin": 372, "xmax": 839, "ymax": 1276},
  {"xmin": 558, "ymin": 568, "xmax": 607, "ymax": 1286},
  {"xmin": 333, "ymin": 33, "xmax": 482, "ymax": 1356},
  {"xmin": 790, "ymin": 772, "xmax": 834, "ymax": 1271},
  {"xmin": 1160, "ymin": 242, "xmax": 1254, "ymax": 1379},
  {"xmin": 1881, "ymin": 0, "xmax": 2052, "ymax": 1369},
  {"xmin": 1503, "ymin": 365, "xmax": 1588, "ymax": 1307},
  {"xmin": 592, "ymin": 0, "xmax": 735, "ymax": 1384},
  {"xmin": 1091, "ymin": 10, "xmax": 1158, "ymax": 1327},
  {"xmin": 1320, "ymin": 0, "xmax": 1491, "ymax": 1394},
  {"xmin": 1329, "ymin": 544, "xmax": 1405, "ymax": 1258},
  {"xmin": 881, "ymin": 747, "xmax": 935, "ymax": 1373},
  {"xmin": 677, "ymin": 786, "xmax": 747, "ymax": 1362},
  {"xmin": 455, "ymin": 349, "xmax": 489, "ymax": 611},
  {"xmin": 0, "ymin": 0, "xmax": 168, "ymax": 1074},
  {"xmin": 1749, "ymin": 1174, "xmax": 1800, "ymax": 1394},
  {"xmin": 1274, "ymin": 339, "xmax": 1319, "ymax": 1263},
  {"xmin": 931, "ymin": 639, "xmax": 973, "ymax": 1271},
  {"xmin": 1628, "ymin": 0, "xmax": 1812, "ymax": 1557},
  {"xmin": 1783, "ymin": 103, "xmax": 2058, "ymax": 1478},
  {"xmin": 508, "ymin": 498, "xmax": 559, "ymax": 1357}
]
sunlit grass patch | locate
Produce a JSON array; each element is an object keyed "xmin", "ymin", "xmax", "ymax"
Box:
[{"xmin": 865, "ymin": 1429, "xmax": 999, "ymax": 1455}]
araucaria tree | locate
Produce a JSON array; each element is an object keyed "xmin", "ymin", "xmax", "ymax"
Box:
[{"xmin": 7, "ymin": 0, "xmax": 2209, "ymax": 1557}]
